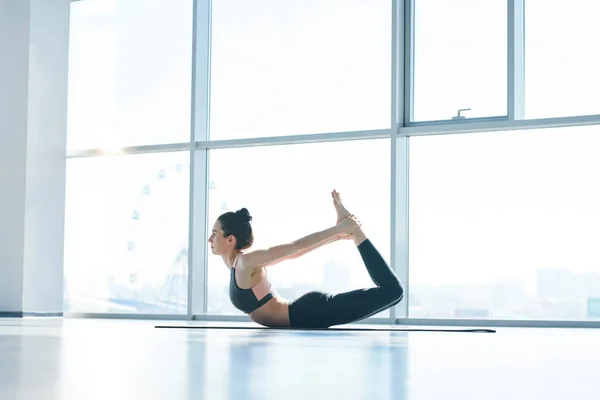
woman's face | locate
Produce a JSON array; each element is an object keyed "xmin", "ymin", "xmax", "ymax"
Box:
[{"xmin": 208, "ymin": 220, "xmax": 234, "ymax": 255}]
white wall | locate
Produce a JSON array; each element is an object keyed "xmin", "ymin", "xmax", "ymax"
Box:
[
  {"xmin": 21, "ymin": 0, "xmax": 71, "ymax": 314},
  {"xmin": 0, "ymin": 0, "xmax": 31, "ymax": 313},
  {"xmin": 0, "ymin": 0, "xmax": 70, "ymax": 314}
]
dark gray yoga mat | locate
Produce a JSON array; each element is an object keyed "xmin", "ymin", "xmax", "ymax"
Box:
[{"xmin": 155, "ymin": 325, "xmax": 496, "ymax": 333}]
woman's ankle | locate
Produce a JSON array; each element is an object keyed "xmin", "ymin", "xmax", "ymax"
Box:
[{"xmin": 352, "ymin": 228, "xmax": 368, "ymax": 246}]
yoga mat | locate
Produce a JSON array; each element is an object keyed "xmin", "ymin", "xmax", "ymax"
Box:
[{"xmin": 155, "ymin": 325, "xmax": 496, "ymax": 333}]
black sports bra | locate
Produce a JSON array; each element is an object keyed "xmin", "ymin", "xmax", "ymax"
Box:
[{"xmin": 228, "ymin": 267, "xmax": 274, "ymax": 314}]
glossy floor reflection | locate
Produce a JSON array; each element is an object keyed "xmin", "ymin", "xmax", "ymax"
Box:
[{"xmin": 1, "ymin": 318, "xmax": 599, "ymax": 400}]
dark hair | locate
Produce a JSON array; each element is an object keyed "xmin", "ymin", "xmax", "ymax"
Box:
[{"xmin": 218, "ymin": 208, "xmax": 254, "ymax": 250}]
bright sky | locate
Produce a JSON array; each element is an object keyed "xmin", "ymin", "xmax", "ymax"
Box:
[{"xmin": 63, "ymin": 0, "xmax": 600, "ymax": 309}]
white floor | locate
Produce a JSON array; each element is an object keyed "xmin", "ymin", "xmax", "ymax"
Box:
[{"xmin": 1, "ymin": 318, "xmax": 598, "ymax": 400}]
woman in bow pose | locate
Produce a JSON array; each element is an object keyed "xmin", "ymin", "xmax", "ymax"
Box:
[{"xmin": 208, "ymin": 190, "xmax": 404, "ymax": 328}]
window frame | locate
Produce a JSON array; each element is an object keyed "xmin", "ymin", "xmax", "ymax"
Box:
[{"xmin": 63, "ymin": 0, "xmax": 600, "ymax": 329}]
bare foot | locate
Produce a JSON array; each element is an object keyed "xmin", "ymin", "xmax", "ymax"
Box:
[
  {"xmin": 332, "ymin": 190, "xmax": 353, "ymax": 240},
  {"xmin": 331, "ymin": 189, "xmax": 367, "ymax": 246},
  {"xmin": 332, "ymin": 189, "xmax": 351, "ymax": 224}
]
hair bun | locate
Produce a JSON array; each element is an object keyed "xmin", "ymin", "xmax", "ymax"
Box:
[{"xmin": 236, "ymin": 208, "xmax": 252, "ymax": 223}]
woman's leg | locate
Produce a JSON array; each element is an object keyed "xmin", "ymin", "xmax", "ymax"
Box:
[
  {"xmin": 287, "ymin": 190, "xmax": 404, "ymax": 329},
  {"xmin": 288, "ymin": 238, "xmax": 404, "ymax": 329}
]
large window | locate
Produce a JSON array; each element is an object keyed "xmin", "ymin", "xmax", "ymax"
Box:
[
  {"xmin": 209, "ymin": 0, "xmax": 391, "ymax": 140},
  {"xmin": 412, "ymin": 0, "xmax": 507, "ymax": 122},
  {"xmin": 61, "ymin": 0, "xmax": 600, "ymax": 327},
  {"xmin": 409, "ymin": 126, "xmax": 600, "ymax": 320},
  {"xmin": 63, "ymin": 152, "xmax": 190, "ymax": 314},
  {"xmin": 66, "ymin": 0, "xmax": 194, "ymax": 150},
  {"xmin": 206, "ymin": 139, "xmax": 390, "ymax": 315},
  {"xmin": 524, "ymin": 0, "xmax": 600, "ymax": 119}
]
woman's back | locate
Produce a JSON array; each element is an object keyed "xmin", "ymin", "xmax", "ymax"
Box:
[
  {"xmin": 230, "ymin": 261, "xmax": 290, "ymax": 327},
  {"xmin": 248, "ymin": 296, "xmax": 290, "ymax": 327}
]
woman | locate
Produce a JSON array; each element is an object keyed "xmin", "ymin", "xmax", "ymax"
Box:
[{"xmin": 208, "ymin": 190, "xmax": 404, "ymax": 328}]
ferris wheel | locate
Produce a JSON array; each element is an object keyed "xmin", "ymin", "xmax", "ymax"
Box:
[{"xmin": 116, "ymin": 163, "xmax": 228, "ymax": 313}]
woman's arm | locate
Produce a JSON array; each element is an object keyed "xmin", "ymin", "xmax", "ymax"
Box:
[
  {"xmin": 239, "ymin": 225, "xmax": 343, "ymax": 269},
  {"xmin": 281, "ymin": 235, "xmax": 339, "ymax": 262},
  {"xmin": 284, "ymin": 232, "xmax": 350, "ymax": 261}
]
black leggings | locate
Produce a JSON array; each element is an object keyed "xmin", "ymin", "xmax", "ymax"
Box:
[{"xmin": 288, "ymin": 239, "xmax": 404, "ymax": 328}]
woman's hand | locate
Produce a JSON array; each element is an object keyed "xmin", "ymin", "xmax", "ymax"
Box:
[{"xmin": 336, "ymin": 215, "xmax": 361, "ymax": 236}]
